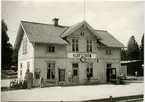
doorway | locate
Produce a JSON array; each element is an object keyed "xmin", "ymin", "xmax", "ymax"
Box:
[
  {"xmin": 107, "ymin": 68, "xmax": 116, "ymax": 82},
  {"xmin": 106, "ymin": 63, "xmax": 116, "ymax": 82},
  {"xmin": 72, "ymin": 63, "xmax": 79, "ymax": 84}
]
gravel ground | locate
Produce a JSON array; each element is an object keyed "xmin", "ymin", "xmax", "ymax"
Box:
[{"xmin": 1, "ymin": 83, "xmax": 143, "ymax": 101}]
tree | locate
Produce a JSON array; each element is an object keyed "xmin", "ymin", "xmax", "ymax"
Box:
[
  {"xmin": 127, "ymin": 35, "xmax": 140, "ymax": 60},
  {"xmin": 121, "ymin": 48, "xmax": 127, "ymax": 61},
  {"xmin": 2, "ymin": 20, "xmax": 13, "ymax": 70},
  {"xmin": 12, "ymin": 49, "xmax": 18, "ymax": 70},
  {"xmin": 140, "ymin": 34, "xmax": 144, "ymax": 62}
]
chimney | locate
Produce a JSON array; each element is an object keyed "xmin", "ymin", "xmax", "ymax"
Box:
[{"xmin": 53, "ymin": 18, "xmax": 59, "ymax": 26}]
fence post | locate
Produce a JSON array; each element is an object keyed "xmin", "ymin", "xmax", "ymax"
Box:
[{"xmin": 110, "ymin": 96, "xmax": 112, "ymax": 102}]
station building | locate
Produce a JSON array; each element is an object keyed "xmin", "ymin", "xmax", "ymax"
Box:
[{"xmin": 14, "ymin": 18, "xmax": 125, "ymax": 86}]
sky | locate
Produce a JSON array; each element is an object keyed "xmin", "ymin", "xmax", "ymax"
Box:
[{"xmin": 2, "ymin": 0, "xmax": 144, "ymax": 47}]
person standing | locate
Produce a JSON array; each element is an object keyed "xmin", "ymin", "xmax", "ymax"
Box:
[
  {"xmin": 135, "ymin": 71, "xmax": 138, "ymax": 77},
  {"xmin": 39, "ymin": 77, "xmax": 44, "ymax": 88}
]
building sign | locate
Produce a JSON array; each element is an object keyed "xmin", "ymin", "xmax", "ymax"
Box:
[
  {"xmin": 68, "ymin": 53, "xmax": 96, "ymax": 59},
  {"xmin": 80, "ymin": 56, "xmax": 86, "ymax": 63}
]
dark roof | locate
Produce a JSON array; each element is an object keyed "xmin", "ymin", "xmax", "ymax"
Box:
[
  {"xmin": 14, "ymin": 20, "xmax": 125, "ymax": 49},
  {"xmin": 21, "ymin": 21, "xmax": 69, "ymax": 44},
  {"xmin": 95, "ymin": 30, "xmax": 125, "ymax": 48}
]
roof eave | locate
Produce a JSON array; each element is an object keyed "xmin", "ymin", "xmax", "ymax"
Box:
[
  {"xmin": 14, "ymin": 24, "xmax": 23, "ymax": 50},
  {"xmin": 31, "ymin": 41, "xmax": 69, "ymax": 45}
]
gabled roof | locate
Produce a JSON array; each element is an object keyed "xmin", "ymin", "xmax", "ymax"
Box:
[
  {"xmin": 60, "ymin": 20, "xmax": 102, "ymax": 39},
  {"xmin": 95, "ymin": 30, "xmax": 125, "ymax": 48},
  {"xmin": 21, "ymin": 21, "xmax": 69, "ymax": 44},
  {"xmin": 14, "ymin": 20, "xmax": 125, "ymax": 50}
]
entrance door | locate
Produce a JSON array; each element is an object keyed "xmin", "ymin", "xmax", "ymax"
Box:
[
  {"xmin": 72, "ymin": 63, "xmax": 79, "ymax": 84},
  {"xmin": 107, "ymin": 68, "xmax": 116, "ymax": 82}
]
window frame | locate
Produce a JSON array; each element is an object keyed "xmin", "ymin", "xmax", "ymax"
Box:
[
  {"xmin": 46, "ymin": 45, "xmax": 55, "ymax": 53},
  {"xmin": 106, "ymin": 63, "xmax": 112, "ymax": 68},
  {"xmin": 72, "ymin": 38, "xmax": 79, "ymax": 52},
  {"xmin": 80, "ymin": 32, "xmax": 84, "ymax": 36},
  {"xmin": 22, "ymin": 38, "xmax": 27, "ymax": 54},
  {"xmin": 35, "ymin": 72, "xmax": 40, "ymax": 79},
  {"xmin": 86, "ymin": 39, "xmax": 93, "ymax": 52},
  {"xmin": 20, "ymin": 70, "xmax": 22, "ymax": 76},
  {"xmin": 106, "ymin": 48, "xmax": 111, "ymax": 55},
  {"xmin": 20, "ymin": 63, "xmax": 22, "ymax": 69},
  {"xmin": 27, "ymin": 62, "xmax": 30, "ymax": 70},
  {"xmin": 47, "ymin": 62, "xmax": 55, "ymax": 79}
]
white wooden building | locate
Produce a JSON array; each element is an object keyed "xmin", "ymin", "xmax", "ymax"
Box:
[{"xmin": 14, "ymin": 18, "xmax": 125, "ymax": 86}]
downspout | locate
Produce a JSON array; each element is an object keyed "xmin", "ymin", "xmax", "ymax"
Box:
[
  {"xmin": 66, "ymin": 44, "xmax": 68, "ymax": 85},
  {"xmin": 33, "ymin": 42, "xmax": 35, "ymax": 86}
]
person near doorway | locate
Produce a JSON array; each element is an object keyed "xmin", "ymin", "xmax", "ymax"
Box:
[
  {"xmin": 39, "ymin": 77, "xmax": 45, "ymax": 88},
  {"xmin": 86, "ymin": 71, "xmax": 91, "ymax": 81},
  {"xmin": 135, "ymin": 71, "xmax": 138, "ymax": 77}
]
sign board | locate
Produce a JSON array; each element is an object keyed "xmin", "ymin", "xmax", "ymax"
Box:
[
  {"xmin": 59, "ymin": 69, "xmax": 65, "ymax": 81},
  {"xmin": 68, "ymin": 53, "xmax": 96, "ymax": 59}
]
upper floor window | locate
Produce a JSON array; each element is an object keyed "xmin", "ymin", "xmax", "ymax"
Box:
[
  {"xmin": 72, "ymin": 39, "xmax": 79, "ymax": 52},
  {"xmin": 80, "ymin": 32, "xmax": 84, "ymax": 36},
  {"xmin": 23, "ymin": 38, "xmax": 27, "ymax": 53},
  {"xmin": 27, "ymin": 62, "xmax": 30, "ymax": 70},
  {"xmin": 47, "ymin": 62, "xmax": 55, "ymax": 79},
  {"xmin": 106, "ymin": 49, "xmax": 111, "ymax": 55},
  {"xmin": 87, "ymin": 40, "xmax": 92, "ymax": 52},
  {"xmin": 46, "ymin": 45, "xmax": 55, "ymax": 53}
]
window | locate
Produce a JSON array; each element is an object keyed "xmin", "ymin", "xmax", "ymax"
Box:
[
  {"xmin": 107, "ymin": 63, "xmax": 112, "ymax": 68},
  {"xmin": 46, "ymin": 45, "xmax": 55, "ymax": 53},
  {"xmin": 86, "ymin": 63, "xmax": 93, "ymax": 77},
  {"xmin": 87, "ymin": 40, "xmax": 92, "ymax": 52},
  {"xmin": 20, "ymin": 70, "xmax": 22, "ymax": 76},
  {"xmin": 23, "ymin": 38, "xmax": 27, "ymax": 53},
  {"xmin": 72, "ymin": 63, "xmax": 78, "ymax": 68},
  {"xmin": 112, "ymin": 69, "xmax": 116, "ymax": 75},
  {"xmin": 27, "ymin": 62, "xmax": 30, "ymax": 70},
  {"xmin": 20, "ymin": 63, "xmax": 22, "ymax": 76},
  {"xmin": 35, "ymin": 72, "xmax": 40, "ymax": 79},
  {"xmin": 72, "ymin": 63, "xmax": 78, "ymax": 76},
  {"xmin": 80, "ymin": 32, "xmax": 84, "ymax": 36},
  {"xmin": 20, "ymin": 63, "xmax": 22, "ymax": 69},
  {"xmin": 72, "ymin": 39, "xmax": 79, "ymax": 52},
  {"xmin": 106, "ymin": 49, "xmax": 111, "ymax": 55},
  {"xmin": 47, "ymin": 62, "xmax": 55, "ymax": 79}
]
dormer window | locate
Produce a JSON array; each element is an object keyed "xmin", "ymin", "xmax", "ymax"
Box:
[
  {"xmin": 106, "ymin": 48, "xmax": 111, "ymax": 55},
  {"xmin": 46, "ymin": 45, "xmax": 55, "ymax": 53},
  {"xmin": 22, "ymin": 38, "xmax": 27, "ymax": 54}
]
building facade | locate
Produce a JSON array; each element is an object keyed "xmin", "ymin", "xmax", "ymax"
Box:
[{"xmin": 14, "ymin": 18, "xmax": 125, "ymax": 86}]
